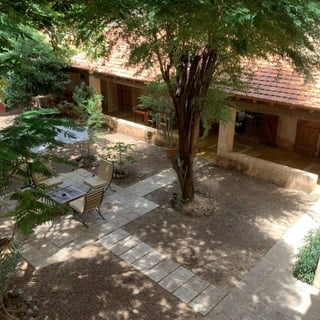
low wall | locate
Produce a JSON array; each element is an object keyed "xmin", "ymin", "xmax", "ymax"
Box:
[
  {"xmin": 217, "ymin": 152, "xmax": 318, "ymax": 193},
  {"xmin": 104, "ymin": 114, "xmax": 178, "ymax": 146},
  {"xmin": 104, "ymin": 115, "xmax": 157, "ymax": 142}
]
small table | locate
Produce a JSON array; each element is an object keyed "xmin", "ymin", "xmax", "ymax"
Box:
[{"xmin": 46, "ymin": 185, "xmax": 87, "ymax": 204}]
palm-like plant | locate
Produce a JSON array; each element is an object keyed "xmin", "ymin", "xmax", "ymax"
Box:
[{"xmin": 0, "ymin": 108, "xmax": 81, "ymax": 236}]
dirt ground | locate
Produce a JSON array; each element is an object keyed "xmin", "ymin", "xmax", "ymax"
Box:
[{"xmin": 1, "ymin": 109, "xmax": 319, "ymax": 319}]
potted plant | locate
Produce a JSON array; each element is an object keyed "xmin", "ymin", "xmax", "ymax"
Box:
[
  {"xmin": 106, "ymin": 142, "xmax": 138, "ymax": 178},
  {"xmin": 152, "ymin": 107, "xmax": 178, "ymax": 159},
  {"xmin": 139, "ymin": 81, "xmax": 178, "ymax": 159}
]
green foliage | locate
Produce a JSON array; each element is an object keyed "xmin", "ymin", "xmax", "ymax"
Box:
[
  {"xmin": 0, "ymin": 108, "xmax": 78, "ymax": 193},
  {"xmin": 58, "ymin": 0, "xmax": 320, "ymax": 200},
  {"xmin": 72, "ymin": 82, "xmax": 104, "ymax": 128},
  {"xmin": 0, "ymin": 242, "xmax": 22, "ymax": 306},
  {"xmin": 139, "ymin": 81, "xmax": 176, "ymax": 147},
  {"xmin": 293, "ymin": 229, "xmax": 320, "ymax": 284},
  {"xmin": 2, "ymin": 30, "xmax": 70, "ymax": 108},
  {"xmin": 6, "ymin": 188, "xmax": 65, "ymax": 236},
  {"xmin": 138, "ymin": 81, "xmax": 172, "ymax": 112},
  {"xmin": 106, "ymin": 142, "xmax": 138, "ymax": 172},
  {"xmin": 200, "ymin": 88, "xmax": 235, "ymax": 138},
  {"xmin": 0, "ymin": 109, "xmax": 79, "ymax": 236}
]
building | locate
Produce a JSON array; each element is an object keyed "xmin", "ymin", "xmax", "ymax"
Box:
[{"xmin": 66, "ymin": 40, "xmax": 320, "ymax": 193}]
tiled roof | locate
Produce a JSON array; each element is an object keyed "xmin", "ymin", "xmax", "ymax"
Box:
[
  {"xmin": 72, "ymin": 43, "xmax": 320, "ymax": 110},
  {"xmin": 71, "ymin": 41, "xmax": 160, "ymax": 83},
  {"xmin": 233, "ymin": 59, "xmax": 320, "ymax": 110}
]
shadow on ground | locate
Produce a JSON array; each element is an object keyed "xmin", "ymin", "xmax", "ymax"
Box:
[
  {"xmin": 13, "ymin": 243, "xmax": 201, "ymax": 320},
  {"xmin": 123, "ymin": 164, "xmax": 318, "ymax": 292}
]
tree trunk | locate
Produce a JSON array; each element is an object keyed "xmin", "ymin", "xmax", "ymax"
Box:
[
  {"xmin": 172, "ymin": 109, "xmax": 200, "ymax": 202},
  {"xmin": 164, "ymin": 48, "xmax": 217, "ymax": 203}
]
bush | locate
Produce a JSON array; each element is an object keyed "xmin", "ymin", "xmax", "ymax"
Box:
[
  {"xmin": 293, "ymin": 228, "xmax": 320, "ymax": 284},
  {"xmin": 3, "ymin": 31, "xmax": 70, "ymax": 108},
  {"xmin": 0, "ymin": 242, "xmax": 22, "ymax": 312}
]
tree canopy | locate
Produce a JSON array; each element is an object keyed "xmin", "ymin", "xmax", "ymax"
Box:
[
  {"xmin": 6, "ymin": 0, "xmax": 320, "ymax": 202},
  {"xmin": 61, "ymin": 0, "xmax": 320, "ymax": 201},
  {"xmin": 0, "ymin": 1, "xmax": 61, "ymax": 51}
]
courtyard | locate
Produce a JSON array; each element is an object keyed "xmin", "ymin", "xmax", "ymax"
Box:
[{"xmin": 1, "ymin": 110, "xmax": 320, "ymax": 319}]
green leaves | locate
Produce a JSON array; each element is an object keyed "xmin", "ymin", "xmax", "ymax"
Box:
[
  {"xmin": 0, "ymin": 108, "xmax": 79, "ymax": 194},
  {"xmin": 6, "ymin": 188, "xmax": 65, "ymax": 236},
  {"xmin": 2, "ymin": 30, "xmax": 70, "ymax": 107},
  {"xmin": 0, "ymin": 242, "xmax": 22, "ymax": 304},
  {"xmin": 72, "ymin": 82, "xmax": 104, "ymax": 129},
  {"xmin": 293, "ymin": 229, "xmax": 320, "ymax": 284}
]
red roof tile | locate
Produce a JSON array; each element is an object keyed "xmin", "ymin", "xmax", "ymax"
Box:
[
  {"xmin": 234, "ymin": 59, "xmax": 320, "ymax": 110},
  {"xmin": 72, "ymin": 42, "xmax": 320, "ymax": 110}
]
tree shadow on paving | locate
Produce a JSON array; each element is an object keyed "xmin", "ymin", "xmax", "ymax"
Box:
[
  {"xmin": 208, "ymin": 240, "xmax": 320, "ymax": 319},
  {"xmin": 123, "ymin": 164, "xmax": 319, "ymax": 292},
  {"xmin": 14, "ymin": 243, "xmax": 201, "ymax": 320}
]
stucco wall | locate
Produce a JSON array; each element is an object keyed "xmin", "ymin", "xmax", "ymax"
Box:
[
  {"xmin": 276, "ymin": 116, "xmax": 298, "ymax": 151},
  {"xmin": 217, "ymin": 152, "xmax": 318, "ymax": 193},
  {"xmin": 105, "ymin": 115, "xmax": 157, "ymax": 142}
]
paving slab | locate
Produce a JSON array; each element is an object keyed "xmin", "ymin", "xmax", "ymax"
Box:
[
  {"xmin": 22, "ymin": 243, "xmax": 44, "ymax": 264},
  {"xmin": 39, "ymin": 246, "xmax": 75, "ymax": 267},
  {"xmin": 144, "ymin": 258, "xmax": 180, "ymax": 282},
  {"xmin": 131, "ymin": 249, "xmax": 165, "ymax": 272},
  {"xmin": 159, "ymin": 266, "xmax": 194, "ymax": 293},
  {"xmin": 109, "ymin": 235, "xmax": 140, "ymax": 255},
  {"xmin": 127, "ymin": 168, "xmax": 176, "ymax": 196},
  {"xmin": 173, "ymin": 275, "xmax": 210, "ymax": 304},
  {"xmin": 99, "ymin": 228, "xmax": 130, "ymax": 249},
  {"xmin": 189, "ymin": 284, "xmax": 226, "ymax": 316},
  {"xmin": 120, "ymin": 242, "xmax": 152, "ymax": 264},
  {"xmin": 87, "ymin": 217, "xmax": 128, "ymax": 239},
  {"xmin": 130, "ymin": 200, "xmax": 159, "ymax": 216},
  {"xmin": 51, "ymin": 230, "xmax": 80, "ymax": 248},
  {"xmin": 116, "ymin": 210, "xmax": 141, "ymax": 222}
]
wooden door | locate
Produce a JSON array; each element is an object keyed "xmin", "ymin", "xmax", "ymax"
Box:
[
  {"xmin": 260, "ymin": 114, "xmax": 279, "ymax": 147},
  {"xmin": 118, "ymin": 84, "xmax": 132, "ymax": 112},
  {"xmin": 100, "ymin": 80, "xmax": 108, "ymax": 113},
  {"xmin": 295, "ymin": 120, "xmax": 320, "ymax": 156}
]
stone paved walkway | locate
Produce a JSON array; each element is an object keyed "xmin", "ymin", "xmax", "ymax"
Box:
[{"xmin": 2, "ymin": 167, "xmax": 320, "ymax": 319}]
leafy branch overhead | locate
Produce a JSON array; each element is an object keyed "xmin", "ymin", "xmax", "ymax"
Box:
[
  {"xmin": 0, "ymin": 109, "xmax": 80, "ymax": 234},
  {"xmin": 63, "ymin": 0, "xmax": 319, "ymax": 201}
]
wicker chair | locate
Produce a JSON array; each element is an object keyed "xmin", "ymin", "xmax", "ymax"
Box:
[
  {"xmin": 69, "ymin": 188, "xmax": 105, "ymax": 228},
  {"xmin": 84, "ymin": 159, "xmax": 113, "ymax": 191}
]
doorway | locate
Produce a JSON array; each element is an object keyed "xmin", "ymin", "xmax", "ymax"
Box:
[
  {"xmin": 295, "ymin": 120, "xmax": 320, "ymax": 157},
  {"xmin": 117, "ymin": 84, "xmax": 133, "ymax": 112}
]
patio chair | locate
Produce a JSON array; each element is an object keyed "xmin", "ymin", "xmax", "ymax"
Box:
[
  {"xmin": 84, "ymin": 159, "xmax": 113, "ymax": 191},
  {"xmin": 68, "ymin": 188, "xmax": 105, "ymax": 228}
]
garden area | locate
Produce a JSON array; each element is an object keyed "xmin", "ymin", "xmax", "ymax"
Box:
[
  {"xmin": 1, "ymin": 2, "xmax": 320, "ymax": 318},
  {"xmin": 1, "ymin": 106, "xmax": 320, "ymax": 319}
]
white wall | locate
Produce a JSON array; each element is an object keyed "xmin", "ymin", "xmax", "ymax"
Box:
[{"xmin": 276, "ymin": 116, "xmax": 298, "ymax": 151}]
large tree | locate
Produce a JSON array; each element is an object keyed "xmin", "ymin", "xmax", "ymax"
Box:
[
  {"xmin": 2, "ymin": 30, "xmax": 70, "ymax": 107},
  {"xmin": 0, "ymin": 1, "xmax": 59, "ymax": 50},
  {"xmin": 65, "ymin": 0, "xmax": 320, "ymax": 202}
]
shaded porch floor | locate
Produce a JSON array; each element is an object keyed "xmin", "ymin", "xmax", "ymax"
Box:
[
  {"xmin": 106, "ymin": 110, "xmax": 320, "ymax": 184},
  {"xmin": 197, "ymin": 134, "xmax": 320, "ymax": 185}
]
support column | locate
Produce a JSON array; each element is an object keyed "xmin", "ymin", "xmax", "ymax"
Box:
[
  {"xmin": 217, "ymin": 108, "xmax": 236, "ymax": 155},
  {"xmin": 89, "ymin": 74, "xmax": 101, "ymax": 94}
]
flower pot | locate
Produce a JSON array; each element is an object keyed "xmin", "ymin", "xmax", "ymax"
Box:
[
  {"xmin": 164, "ymin": 147, "xmax": 178, "ymax": 159},
  {"xmin": 0, "ymin": 102, "xmax": 6, "ymax": 113},
  {"xmin": 113, "ymin": 168, "xmax": 127, "ymax": 179}
]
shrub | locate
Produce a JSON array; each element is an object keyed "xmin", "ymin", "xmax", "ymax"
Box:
[
  {"xmin": 106, "ymin": 142, "xmax": 138, "ymax": 176},
  {"xmin": 293, "ymin": 228, "xmax": 320, "ymax": 284},
  {"xmin": 0, "ymin": 242, "xmax": 22, "ymax": 316},
  {"xmin": 4, "ymin": 31, "xmax": 70, "ymax": 108}
]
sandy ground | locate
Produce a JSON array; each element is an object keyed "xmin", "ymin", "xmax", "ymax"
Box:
[{"xmin": 1, "ymin": 108, "xmax": 318, "ymax": 319}]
